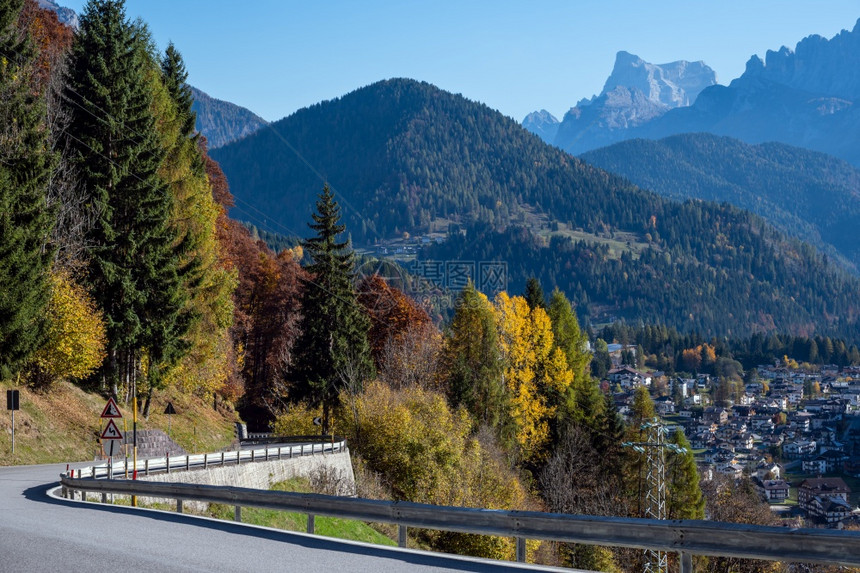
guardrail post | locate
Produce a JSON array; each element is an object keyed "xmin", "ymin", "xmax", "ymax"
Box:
[
  {"xmin": 221, "ymin": 451, "xmax": 225, "ymax": 466},
  {"xmin": 101, "ymin": 493, "xmax": 107, "ymax": 504},
  {"xmin": 177, "ymin": 499, "xmax": 183, "ymax": 513},
  {"xmin": 235, "ymin": 506, "xmax": 241, "ymax": 522},
  {"xmin": 515, "ymin": 537, "xmax": 526, "ymax": 563},
  {"xmin": 398, "ymin": 525, "xmax": 407, "ymax": 548},
  {"xmin": 166, "ymin": 453, "xmax": 170, "ymax": 474},
  {"xmin": 204, "ymin": 453, "xmax": 208, "ymax": 469},
  {"xmin": 186, "ymin": 455, "xmax": 190, "ymax": 471},
  {"xmin": 680, "ymin": 552, "xmax": 693, "ymax": 573},
  {"xmin": 145, "ymin": 459, "xmax": 149, "ymax": 476},
  {"xmin": 251, "ymin": 449, "xmax": 256, "ymax": 462},
  {"xmin": 307, "ymin": 514, "xmax": 315, "ymax": 534}
]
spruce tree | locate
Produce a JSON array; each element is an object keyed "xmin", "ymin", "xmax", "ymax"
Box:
[
  {"xmin": 522, "ymin": 277, "xmax": 545, "ymax": 310},
  {"xmin": 63, "ymin": 0, "xmax": 187, "ymax": 394},
  {"xmin": 161, "ymin": 42, "xmax": 196, "ymax": 141},
  {"xmin": 0, "ymin": 0, "xmax": 54, "ymax": 374},
  {"xmin": 291, "ymin": 184, "xmax": 372, "ymax": 433},
  {"xmin": 594, "ymin": 391, "xmax": 625, "ymax": 479}
]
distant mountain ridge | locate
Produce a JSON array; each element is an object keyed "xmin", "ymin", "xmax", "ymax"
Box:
[
  {"xmin": 581, "ymin": 134, "xmax": 860, "ymax": 273},
  {"xmin": 190, "ymin": 87, "xmax": 266, "ymax": 149},
  {"xmin": 211, "ymin": 78, "xmax": 860, "ymax": 340},
  {"xmin": 577, "ymin": 19, "xmax": 860, "ymax": 166},
  {"xmin": 524, "ymin": 51, "xmax": 716, "ymax": 153}
]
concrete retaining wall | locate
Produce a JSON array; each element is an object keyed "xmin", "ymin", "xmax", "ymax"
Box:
[{"xmin": 133, "ymin": 448, "xmax": 355, "ymax": 510}]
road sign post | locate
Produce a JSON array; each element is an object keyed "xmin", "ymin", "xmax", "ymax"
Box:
[
  {"xmin": 99, "ymin": 419, "xmax": 123, "ymax": 478},
  {"xmin": 99, "ymin": 398, "xmax": 123, "ymax": 477},
  {"xmin": 7, "ymin": 390, "xmax": 19, "ymax": 454},
  {"xmin": 164, "ymin": 402, "xmax": 176, "ymax": 440}
]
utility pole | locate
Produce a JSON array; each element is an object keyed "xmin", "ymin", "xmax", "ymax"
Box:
[{"xmin": 624, "ymin": 417, "xmax": 686, "ymax": 573}]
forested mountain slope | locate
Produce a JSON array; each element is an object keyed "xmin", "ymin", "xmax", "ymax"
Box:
[
  {"xmin": 212, "ymin": 78, "xmax": 860, "ymax": 340},
  {"xmin": 191, "ymin": 86, "xmax": 266, "ymax": 149},
  {"xmin": 581, "ymin": 134, "xmax": 860, "ymax": 272}
]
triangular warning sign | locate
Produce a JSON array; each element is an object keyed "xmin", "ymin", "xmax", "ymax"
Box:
[
  {"xmin": 100, "ymin": 419, "xmax": 123, "ymax": 440},
  {"xmin": 100, "ymin": 397, "xmax": 122, "ymax": 419}
]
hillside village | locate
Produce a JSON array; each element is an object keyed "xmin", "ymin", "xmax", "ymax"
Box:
[{"xmin": 608, "ymin": 354, "xmax": 860, "ymax": 528}]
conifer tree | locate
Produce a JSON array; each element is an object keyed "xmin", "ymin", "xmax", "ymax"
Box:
[
  {"xmin": 523, "ymin": 277, "xmax": 545, "ymax": 310},
  {"xmin": 444, "ymin": 282, "xmax": 505, "ymax": 427},
  {"xmin": 666, "ymin": 429, "xmax": 705, "ymax": 520},
  {"xmin": 161, "ymin": 42, "xmax": 196, "ymax": 141},
  {"xmin": 547, "ymin": 288, "xmax": 602, "ymax": 427},
  {"xmin": 291, "ymin": 184, "xmax": 372, "ymax": 433},
  {"xmin": 593, "ymin": 391, "xmax": 625, "ymax": 479},
  {"xmin": 0, "ymin": 0, "xmax": 54, "ymax": 374},
  {"xmin": 155, "ymin": 42, "xmax": 236, "ymax": 401},
  {"xmin": 63, "ymin": 0, "xmax": 187, "ymax": 395}
]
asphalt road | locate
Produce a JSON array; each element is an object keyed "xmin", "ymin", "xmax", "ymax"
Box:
[{"xmin": 0, "ymin": 462, "xmax": 567, "ymax": 573}]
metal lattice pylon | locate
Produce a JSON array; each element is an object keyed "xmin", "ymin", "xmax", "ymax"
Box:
[{"xmin": 624, "ymin": 417, "xmax": 684, "ymax": 573}]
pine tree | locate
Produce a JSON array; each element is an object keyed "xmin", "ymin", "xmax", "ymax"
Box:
[
  {"xmin": 291, "ymin": 184, "xmax": 372, "ymax": 433},
  {"xmin": 523, "ymin": 277, "xmax": 545, "ymax": 310},
  {"xmin": 63, "ymin": 0, "xmax": 187, "ymax": 396},
  {"xmin": 0, "ymin": 0, "xmax": 54, "ymax": 374}
]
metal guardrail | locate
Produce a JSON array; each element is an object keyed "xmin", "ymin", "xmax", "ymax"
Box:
[
  {"xmin": 67, "ymin": 437, "xmax": 347, "ymax": 480},
  {"xmin": 58, "ymin": 470, "xmax": 860, "ymax": 572}
]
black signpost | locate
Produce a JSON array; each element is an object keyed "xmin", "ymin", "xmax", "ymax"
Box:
[
  {"xmin": 164, "ymin": 402, "xmax": 177, "ymax": 439},
  {"xmin": 7, "ymin": 390, "xmax": 19, "ymax": 454}
]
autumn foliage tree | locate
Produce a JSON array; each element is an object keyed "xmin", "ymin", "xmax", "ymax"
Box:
[
  {"xmin": 154, "ymin": 47, "xmax": 237, "ymax": 402},
  {"xmin": 29, "ymin": 270, "xmax": 106, "ymax": 388},
  {"xmin": 199, "ymin": 142, "xmax": 303, "ymax": 423},
  {"xmin": 357, "ymin": 273, "xmax": 431, "ymax": 365},
  {"xmin": 494, "ymin": 291, "xmax": 573, "ymax": 461}
]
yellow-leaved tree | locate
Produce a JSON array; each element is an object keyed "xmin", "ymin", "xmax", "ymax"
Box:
[
  {"xmin": 29, "ymin": 270, "xmax": 106, "ymax": 388},
  {"xmin": 342, "ymin": 380, "xmax": 533, "ymax": 561},
  {"xmin": 151, "ymin": 45, "xmax": 237, "ymax": 401},
  {"xmin": 494, "ymin": 292, "xmax": 572, "ymax": 460}
]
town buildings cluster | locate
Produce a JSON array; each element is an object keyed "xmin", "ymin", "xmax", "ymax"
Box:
[{"xmin": 607, "ymin": 360, "xmax": 860, "ymax": 528}]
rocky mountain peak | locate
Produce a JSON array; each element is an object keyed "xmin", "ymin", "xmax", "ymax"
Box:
[
  {"xmin": 522, "ymin": 109, "xmax": 560, "ymax": 144},
  {"xmin": 546, "ymin": 52, "xmax": 716, "ymax": 154},
  {"xmin": 738, "ymin": 18, "xmax": 860, "ymax": 100},
  {"xmin": 602, "ymin": 50, "xmax": 717, "ymax": 108}
]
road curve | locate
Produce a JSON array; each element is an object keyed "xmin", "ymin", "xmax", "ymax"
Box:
[{"xmin": 0, "ymin": 462, "xmax": 567, "ymax": 572}]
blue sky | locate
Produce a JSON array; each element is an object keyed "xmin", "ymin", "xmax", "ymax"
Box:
[{"xmin": 62, "ymin": 1, "xmax": 860, "ymax": 122}]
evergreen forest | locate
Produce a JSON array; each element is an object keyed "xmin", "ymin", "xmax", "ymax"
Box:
[{"xmin": 212, "ymin": 78, "xmax": 860, "ymax": 341}]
